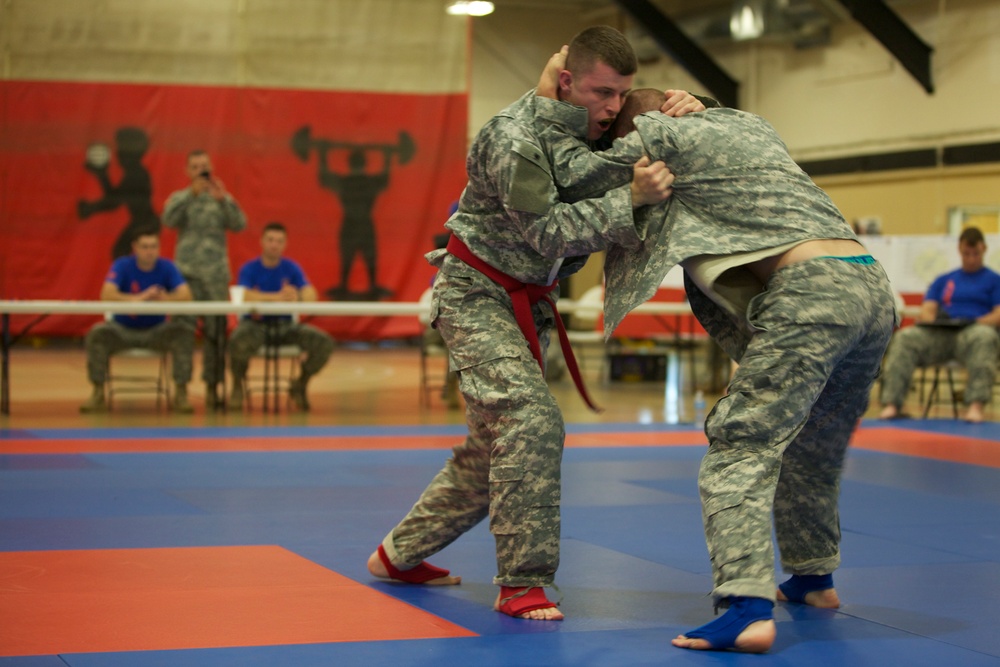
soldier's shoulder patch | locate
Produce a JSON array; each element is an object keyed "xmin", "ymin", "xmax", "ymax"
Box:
[{"xmin": 508, "ymin": 139, "xmax": 552, "ymax": 215}]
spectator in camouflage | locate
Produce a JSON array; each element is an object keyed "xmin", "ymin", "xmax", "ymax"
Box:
[{"xmin": 163, "ymin": 150, "xmax": 247, "ymax": 409}]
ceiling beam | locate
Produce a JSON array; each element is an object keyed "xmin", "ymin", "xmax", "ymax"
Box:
[
  {"xmin": 614, "ymin": 0, "xmax": 740, "ymax": 108},
  {"xmin": 833, "ymin": 0, "xmax": 933, "ymax": 94}
]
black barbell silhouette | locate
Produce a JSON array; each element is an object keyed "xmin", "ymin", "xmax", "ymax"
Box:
[{"xmin": 290, "ymin": 125, "xmax": 415, "ymax": 165}]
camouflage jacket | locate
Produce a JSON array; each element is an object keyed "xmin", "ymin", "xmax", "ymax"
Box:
[
  {"xmin": 532, "ymin": 98, "xmax": 858, "ymax": 359},
  {"xmin": 163, "ymin": 188, "xmax": 247, "ymax": 282},
  {"xmin": 428, "ymin": 90, "xmax": 642, "ymax": 287}
]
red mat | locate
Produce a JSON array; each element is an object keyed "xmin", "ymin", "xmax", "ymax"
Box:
[
  {"xmin": 0, "ymin": 431, "xmax": 707, "ymax": 454},
  {"xmin": 0, "ymin": 545, "xmax": 475, "ymax": 657},
  {"xmin": 851, "ymin": 426, "xmax": 1000, "ymax": 468},
  {"xmin": 1, "ymin": 427, "xmax": 995, "ymax": 467}
]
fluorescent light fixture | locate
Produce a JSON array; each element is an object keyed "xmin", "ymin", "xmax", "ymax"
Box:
[
  {"xmin": 447, "ymin": 1, "xmax": 495, "ymax": 16},
  {"xmin": 730, "ymin": 0, "xmax": 766, "ymax": 40}
]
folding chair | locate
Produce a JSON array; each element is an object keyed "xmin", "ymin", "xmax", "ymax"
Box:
[
  {"xmin": 242, "ymin": 317, "xmax": 303, "ymax": 412},
  {"xmin": 918, "ymin": 361, "xmax": 962, "ymax": 419},
  {"xmin": 104, "ymin": 316, "xmax": 171, "ymax": 410}
]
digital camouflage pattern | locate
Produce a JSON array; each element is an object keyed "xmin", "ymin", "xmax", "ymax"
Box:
[
  {"xmin": 532, "ymin": 100, "xmax": 861, "ymax": 350},
  {"xmin": 429, "ymin": 90, "xmax": 642, "ymax": 286},
  {"xmin": 85, "ymin": 320, "xmax": 196, "ymax": 385},
  {"xmin": 386, "ymin": 263, "xmax": 566, "ymax": 586},
  {"xmin": 532, "ymin": 97, "xmax": 897, "ymax": 603},
  {"xmin": 701, "ymin": 258, "xmax": 895, "ymax": 601},
  {"xmin": 162, "ymin": 189, "xmax": 247, "ymax": 286},
  {"xmin": 385, "ymin": 90, "xmax": 647, "ymax": 588},
  {"xmin": 879, "ymin": 323, "xmax": 1000, "ymax": 407},
  {"xmin": 163, "ymin": 188, "xmax": 247, "ymax": 384},
  {"xmin": 228, "ymin": 319, "xmax": 335, "ymax": 381}
]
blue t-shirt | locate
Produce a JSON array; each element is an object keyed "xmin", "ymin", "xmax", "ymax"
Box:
[
  {"xmin": 105, "ymin": 256, "xmax": 186, "ymax": 329},
  {"xmin": 237, "ymin": 257, "xmax": 310, "ymax": 321},
  {"xmin": 925, "ymin": 267, "xmax": 1000, "ymax": 320}
]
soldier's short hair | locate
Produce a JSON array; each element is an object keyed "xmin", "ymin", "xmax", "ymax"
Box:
[
  {"xmin": 263, "ymin": 221, "xmax": 287, "ymax": 236},
  {"xmin": 959, "ymin": 226, "xmax": 985, "ymax": 247},
  {"xmin": 566, "ymin": 26, "xmax": 638, "ymax": 78},
  {"xmin": 611, "ymin": 88, "xmax": 666, "ymax": 139},
  {"xmin": 130, "ymin": 227, "xmax": 160, "ymax": 246}
]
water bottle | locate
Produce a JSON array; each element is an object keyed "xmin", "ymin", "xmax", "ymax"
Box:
[{"xmin": 693, "ymin": 390, "xmax": 706, "ymax": 426}]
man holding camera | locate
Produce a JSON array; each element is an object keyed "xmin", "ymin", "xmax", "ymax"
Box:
[{"xmin": 163, "ymin": 150, "xmax": 247, "ymax": 408}]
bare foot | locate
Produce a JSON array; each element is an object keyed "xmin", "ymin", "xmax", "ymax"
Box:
[
  {"xmin": 964, "ymin": 402, "xmax": 985, "ymax": 424},
  {"xmin": 366, "ymin": 549, "xmax": 461, "ymax": 585},
  {"xmin": 671, "ymin": 619, "xmax": 776, "ymax": 653},
  {"xmin": 776, "ymin": 586, "xmax": 841, "ymax": 609},
  {"xmin": 878, "ymin": 404, "xmax": 899, "ymax": 419},
  {"xmin": 493, "ymin": 590, "xmax": 564, "ymax": 621}
]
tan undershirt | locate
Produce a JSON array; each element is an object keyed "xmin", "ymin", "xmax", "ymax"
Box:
[{"xmin": 682, "ymin": 238, "xmax": 869, "ymax": 321}]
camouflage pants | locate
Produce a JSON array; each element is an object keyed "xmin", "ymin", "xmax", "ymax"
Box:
[
  {"xmin": 381, "ymin": 264, "xmax": 564, "ymax": 588},
  {"xmin": 879, "ymin": 323, "xmax": 999, "ymax": 407},
  {"xmin": 85, "ymin": 320, "xmax": 196, "ymax": 385},
  {"xmin": 175, "ymin": 273, "xmax": 229, "ymax": 385},
  {"xmin": 700, "ymin": 258, "xmax": 896, "ymax": 603},
  {"xmin": 228, "ymin": 319, "xmax": 335, "ymax": 380}
]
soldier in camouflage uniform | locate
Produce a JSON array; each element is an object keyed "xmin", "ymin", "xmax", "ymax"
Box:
[
  {"xmin": 80, "ymin": 230, "xmax": 197, "ymax": 413},
  {"xmin": 163, "ymin": 150, "xmax": 247, "ymax": 408},
  {"xmin": 366, "ymin": 27, "xmax": 702, "ymax": 621},
  {"xmin": 531, "ymin": 86, "xmax": 897, "ymax": 651}
]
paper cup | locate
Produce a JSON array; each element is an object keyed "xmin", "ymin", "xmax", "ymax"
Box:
[{"xmin": 229, "ymin": 285, "xmax": 245, "ymax": 304}]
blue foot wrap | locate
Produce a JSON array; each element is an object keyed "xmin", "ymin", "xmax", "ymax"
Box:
[
  {"xmin": 683, "ymin": 597, "xmax": 774, "ymax": 649},
  {"xmin": 778, "ymin": 573, "xmax": 834, "ymax": 603}
]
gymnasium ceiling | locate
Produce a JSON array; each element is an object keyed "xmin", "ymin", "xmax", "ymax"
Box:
[{"xmin": 487, "ymin": 0, "xmax": 935, "ymax": 106}]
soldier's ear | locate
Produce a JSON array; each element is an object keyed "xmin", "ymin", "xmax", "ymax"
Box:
[{"xmin": 558, "ymin": 70, "xmax": 573, "ymax": 95}]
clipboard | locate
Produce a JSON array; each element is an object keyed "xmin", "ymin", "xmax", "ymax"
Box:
[{"xmin": 917, "ymin": 319, "xmax": 974, "ymax": 329}]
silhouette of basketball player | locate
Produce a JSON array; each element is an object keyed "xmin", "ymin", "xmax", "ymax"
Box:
[
  {"xmin": 318, "ymin": 147, "xmax": 393, "ymax": 301},
  {"xmin": 78, "ymin": 127, "xmax": 160, "ymax": 259}
]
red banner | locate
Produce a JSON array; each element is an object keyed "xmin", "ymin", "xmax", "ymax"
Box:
[{"xmin": 0, "ymin": 80, "xmax": 469, "ymax": 339}]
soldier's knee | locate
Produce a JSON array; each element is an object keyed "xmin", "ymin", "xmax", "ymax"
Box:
[
  {"xmin": 965, "ymin": 324, "xmax": 1000, "ymax": 348},
  {"xmin": 85, "ymin": 323, "xmax": 114, "ymax": 346},
  {"xmin": 227, "ymin": 331, "xmax": 260, "ymax": 358},
  {"xmin": 227, "ymin": 346, "xmax": 253, "ymax": 368}
]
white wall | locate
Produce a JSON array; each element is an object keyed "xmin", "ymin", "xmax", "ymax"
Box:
[
  {"xmin": 467, "ymin": 0, "xmax": 1000, "ymax": 162},
  {"xmin": 468, "ymin": 4, "xmax": 611, "ymax": 138},
  {"xmin": 1, "ymin": 0, "xmax": 468, "ymax": 93}
]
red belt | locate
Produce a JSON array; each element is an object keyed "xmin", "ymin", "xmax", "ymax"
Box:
[{"xmin": 446, "ymin": 235, "xmax": 601, "ymax": 412}]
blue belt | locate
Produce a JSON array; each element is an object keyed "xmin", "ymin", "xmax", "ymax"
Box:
[{"xmin": 820, "ymin": 254, "xmax": 876, "ymax": 265}]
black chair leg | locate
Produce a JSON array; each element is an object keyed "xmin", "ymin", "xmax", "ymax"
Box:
[
  {"xmin": 922, "ymin": 367, "xmax": 941, "ymax": 419},
  {"xmin": 947, "ymin": 367, "xmax": 959, "ymax": 419}
]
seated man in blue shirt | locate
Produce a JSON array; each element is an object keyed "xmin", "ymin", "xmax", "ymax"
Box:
[
  {"xmin": 82, "ymin": 230, "xmax": 196, "ymax": 413},
  {"xmin": 879, "ymin": 226, "xmax": 1000, "ymax": 423},
  {"xmin": 228, "ymin": 222, "xmax": 335, "ymax": 411}
]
